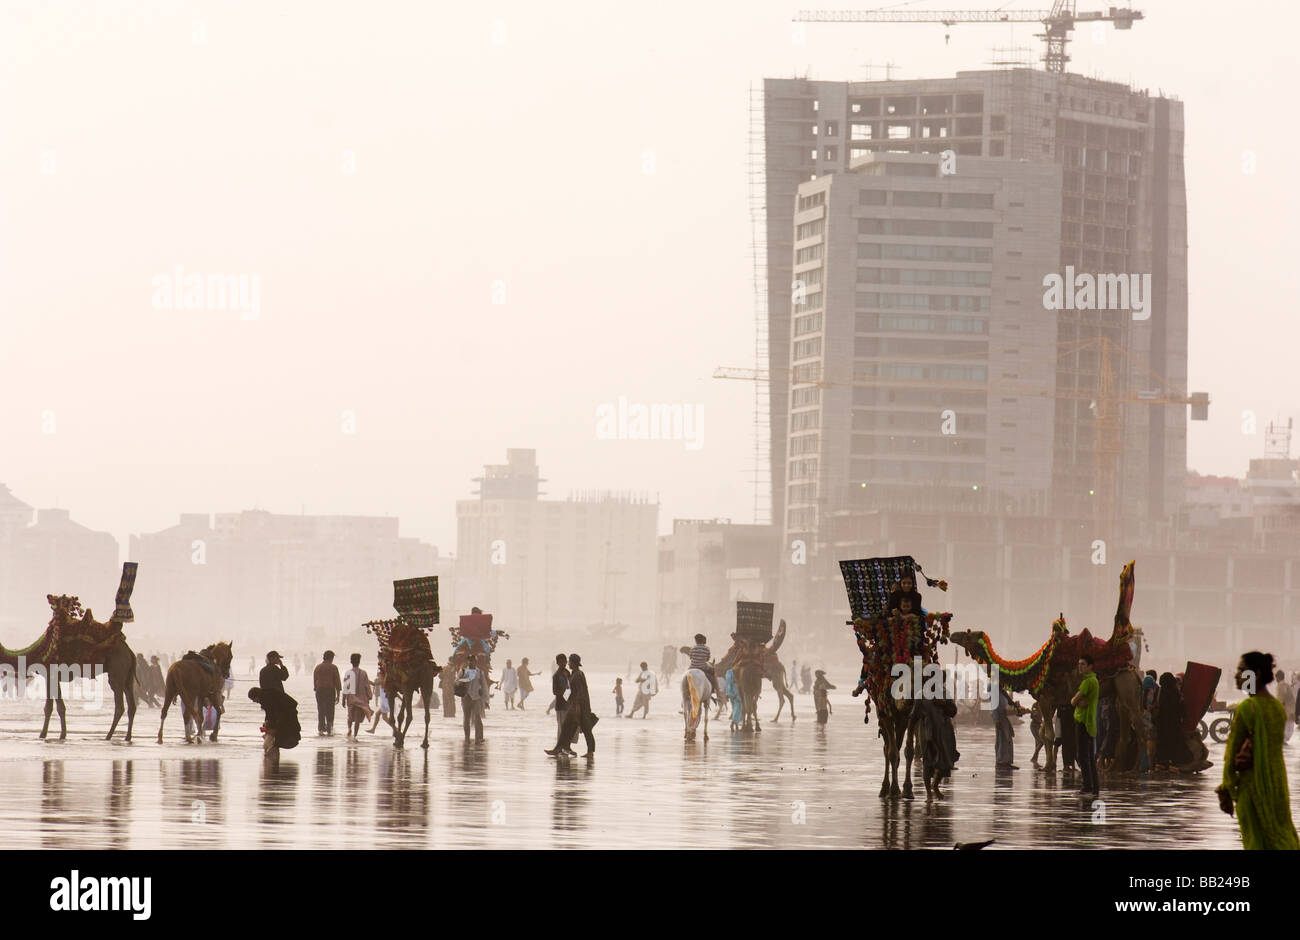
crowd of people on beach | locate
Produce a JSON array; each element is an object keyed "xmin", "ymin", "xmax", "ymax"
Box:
[{"xmin": 64, "ymin": 634, "xmax": 1300, "ymax": 849}]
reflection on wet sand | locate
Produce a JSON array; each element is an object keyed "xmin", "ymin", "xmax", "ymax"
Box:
[
  {"xmin": 257, "ymin": 759, "xmax": 300, "ymax": 847},
  {"xmin": 107, "ymin": 760, "xmax": 132, "ymax": 848},
  {"xmin": 0, "ymin": 677, "xmax": 1262, "ymax": 849}
]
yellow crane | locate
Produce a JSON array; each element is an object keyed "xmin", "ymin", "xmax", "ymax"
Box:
[{"xmin": 794, "ymin": 2, "xmax": 1143, "ymax": 73}]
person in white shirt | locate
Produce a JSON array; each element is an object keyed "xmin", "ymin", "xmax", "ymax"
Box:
[
  {"xmin": 499, "ymin": 659, "xmax": 519, "ymax": 710},
  {"xmin": 628, "ymin": 661, "xmax": 657, "ymax": 719}
]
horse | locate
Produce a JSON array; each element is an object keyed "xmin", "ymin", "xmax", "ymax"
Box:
[
  {"xmin": 681, "ymin": 668, "xmax": 711, "ymax": 741},
  {"xmin": 157, "ymin": 642, "xmax": 233, "ymax": 744},
  {"xmin": 388, "ymin": 659, "xmax": 440, "ymax": 749}
]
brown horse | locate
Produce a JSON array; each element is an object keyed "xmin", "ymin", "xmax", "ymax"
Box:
[
  {"xmin": 157, "ymin": 642, "xmax": 233, "ymax": 744},
  {"xmin": 387, "ymin": 659, "xmax": 440, "ymax": 749}
]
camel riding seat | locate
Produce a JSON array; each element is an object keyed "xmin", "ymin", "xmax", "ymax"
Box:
[
  {"xmin": 735, "ymin": 601, "xmax": 774, "ymax": 643},
  {"xmin": 364, "ymin": 575, "xmax": 444, "ymax": 680},
  {"xmin": 840, "ymin": 555, "xmax": 953, "ymax": 719}
]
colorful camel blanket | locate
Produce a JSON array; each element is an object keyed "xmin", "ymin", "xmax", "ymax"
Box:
[
  {"xmin": 364, "ymin": 619, "xmax": 437, "ymax": 687},
  {"xmin": 852, "ymin": 611, "xmax": 953, "ymax": 702},
  {"xmin": 47, "ymin": 596, "xmax": 127, "ymax": 660},
  {"xmin": 1050, "ymin": 625, "xmax": 1133, "ymax": 675},
  {"xmin": 717, "ymin": 638, "xmax": 779, "ymax": 675}
]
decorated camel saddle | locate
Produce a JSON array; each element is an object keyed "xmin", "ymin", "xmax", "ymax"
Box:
[
  {"xmin": 45, "ymin": 562, "xmax": 138, "ymax": 661},
  {"xmin": 364, "ymin": 576, "xmax": 442, "ymax": 687},
  {"xmin": 840, "ymin": 555, "xmax": 953, "ymax": 717},
  {"xmin": 717, "ymin": 602, "xmax": 785, "ymax": 673},
  {"xmin": 447, "ymin": 611, "xmax": 509, "ymax": 671}
]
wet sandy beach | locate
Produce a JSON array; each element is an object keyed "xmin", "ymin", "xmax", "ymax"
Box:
[{"xmin": 0, "ymin": 669, "xmax": 1255, "ymax": 849}]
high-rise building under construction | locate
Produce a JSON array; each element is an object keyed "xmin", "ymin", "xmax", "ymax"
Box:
[{"xmin": 761, "ymin": 69, "xmax": 1191, "ymax": 638}]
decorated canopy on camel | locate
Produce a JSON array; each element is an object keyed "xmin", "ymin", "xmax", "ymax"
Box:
[
  {"xmin": 363, "ymin": 576, "xmax": 441, "ymax": 688},
  {"xmin": 447, "ymin": 611, "xmax": 510, "ymax": 671},
  {"xmin": 716, "ymin": 602, "xmax": 786, "ymax": 674},
  {"xmin": 840, "ymin": 555, "xmax": 953, "ymax": 717}
]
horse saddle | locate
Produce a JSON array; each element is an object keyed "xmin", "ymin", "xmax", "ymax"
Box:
[{"xmin": 182, "ymin": 650, "xmax": 218, "ymax": 677}]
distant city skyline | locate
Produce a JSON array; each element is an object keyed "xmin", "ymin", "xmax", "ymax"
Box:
[{"xmin": 3, "ymin": 0, "xmax": 1298, "ymax": 556}]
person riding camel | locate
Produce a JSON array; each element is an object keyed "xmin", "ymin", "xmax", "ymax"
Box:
[{"xmin": 887, "ymin": 571, "xmax": 924, "ymax": 619}]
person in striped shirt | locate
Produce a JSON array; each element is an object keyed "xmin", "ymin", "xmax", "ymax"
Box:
[{"xmin": 680, "ymin": 634, "xmax": 717, "ymax": 696}]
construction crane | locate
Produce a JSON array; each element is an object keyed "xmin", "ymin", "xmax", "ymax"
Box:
[
  {"xmin": 794, "ymin": 3, "xmax": 1143, "ymax": 73},
  {"xmin": 715, "ymin": 334, "xmax": 1207, "ymax": 528}
]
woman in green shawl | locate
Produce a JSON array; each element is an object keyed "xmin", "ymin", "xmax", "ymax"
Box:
[{"xmin": 1216, "ymin": 650, "xmax": 1300, "ymax": 850}]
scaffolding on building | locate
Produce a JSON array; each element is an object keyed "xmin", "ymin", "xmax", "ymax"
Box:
[{"xmin": 747, "ymin": 82, "xmax": 773, "ymax": 526}]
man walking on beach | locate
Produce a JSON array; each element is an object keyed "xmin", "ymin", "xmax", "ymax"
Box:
[{"xmin": 313, "ymin": 650, "xmax": 341, "ymax": 736}]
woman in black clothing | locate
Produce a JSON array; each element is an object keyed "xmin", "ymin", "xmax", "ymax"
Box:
[{"xmin": 1154, "ymin": 671, "xmax": 1190, "ymax": 769}]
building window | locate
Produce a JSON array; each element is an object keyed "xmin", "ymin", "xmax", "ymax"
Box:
[
  {"xmin": 791, "ymin": 410, "xmax": 820, "ymax": 431},
  {"xmin": 948, "ymin": 192, "xmax": 995, "ymax": 209},
  {"xmin": 793, "ymin": 337, "xmax": 823, "ymax": 360},
  {"xmin": 893, "ymin": 190, "xmax": 943, "ymax": 208},
  {"xmin": 794, "ymin": 312, "xmax": 823, "ymax": 336},
  {"xmin": 796, "ymin": 219, "xmax": 824, "ymax": 240}
]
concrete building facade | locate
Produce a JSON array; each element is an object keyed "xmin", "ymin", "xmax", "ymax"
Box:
[
  {"xmin": 130, "ymin": 510, "xmax": 435, "ymax": 650},
  {"xmin": 764, "ymin": 69, "xmax": 1189, "ymax": 532},
  {"xmin": 656, "ymin": 519, "xmax": 777, "ymax": 642},
  {"xmin": 455, "ymin": 450, "xmax": 658, "ymax": 637},
  {"xmin": 0, "ymin": 491, "xmax": 121, "ymax": 637}
]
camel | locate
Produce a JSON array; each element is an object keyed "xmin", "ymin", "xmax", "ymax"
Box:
[
  {"xmin": 951, "ymin": 560, "xmax": 1144, "ymax": 773},
  {"xmin": 387, "ymin": 659, "xmax": 440, "ymax": 750},
  {"xmin": 370, "ymin": 619, "xmax": 443, "ymax": 749},
  {"xmin": 734, "ymin": 656, "xmax": 764, "ymax": 732},
  {"xmin": 874, "ymin": 687, "xmax": 917, "ymax": 798},
  {"xmin": 680, "ymin": 668, "xmax": 711, "ymax": 741},
  {"xmin": 715, "ymin": 619, "xmax": 797, "ymax": 724},
  {"xmin": 157, "ymin": 642, "xmax": 233, "ymax": 744},
  {"xmin": 101, "ymin": 628, "xmax": 139, "ymax": 741},
  {"xmin": 1, "ymin": 593, "xmax": 140, "ymax": 742}
]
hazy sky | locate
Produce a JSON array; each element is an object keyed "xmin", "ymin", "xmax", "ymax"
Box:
[{"xmin": 2, "ymin": 0, "xmax": 1296, "ymax": 554}]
